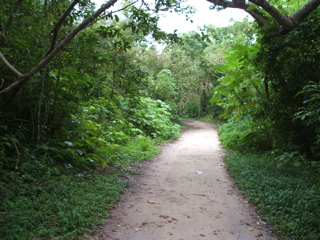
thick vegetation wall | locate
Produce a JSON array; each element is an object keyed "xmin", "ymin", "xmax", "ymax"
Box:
[
  {"xmin": 0, "ymin": 2, "xmax": 181, "ymax": 238},
  {"xmin": 213, "ymin": 10, "xmax": 320, "ymax": 240}
]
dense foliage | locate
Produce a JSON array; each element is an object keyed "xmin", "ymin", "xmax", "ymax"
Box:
[
  {"xmin": 255, "ymin": 9, "xmax": 320, "ymax": 160},
  {"xmin": 214, "ymin": 8, "xmax": 320, "ymax": 240},
  {"xmin": 212, "ymin": 9, "xmax": 320, "ymax": 162},
  {"xmin": 1, "ymin": 0, "xmax": 320, "ymax": 239},
  {"xmin": 0, "ymin": 1, "xmax": 181, "ymax": 238}
]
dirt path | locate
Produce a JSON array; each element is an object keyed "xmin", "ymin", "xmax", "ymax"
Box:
[{"xmin": 93, "ymin": 120, "xmax": 275, "ymax": 240}]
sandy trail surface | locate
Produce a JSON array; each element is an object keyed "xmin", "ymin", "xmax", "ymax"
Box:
[{"xmin": 93, "ymin": 120, "xmax": 275, "ymax": 240}]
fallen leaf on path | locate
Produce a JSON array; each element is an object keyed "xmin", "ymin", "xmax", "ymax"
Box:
[
  {"xmin": 171, "ymin": 217, "xmax": 178, "ymax": 221},
  {"xmin": 159, "ymin": 215, "xmax": 169, "ymax": 219},
  {"xmin": 245, "ymin": 226, "xmax": 254, "ymax": 231},
  {"xmin": 147, "ymin": 200, "xmax": 160, "ymax": 204},
  {"xmin": 112, "ymin": 229, "xmax": 117, "ymax": 232},
  {"xmin": 168, "ymin": 231, "xmax": 173, "ymax": 235},
  {"xmin": 167, "ymin": 219, "xmax": 172, "ymax": 223}
]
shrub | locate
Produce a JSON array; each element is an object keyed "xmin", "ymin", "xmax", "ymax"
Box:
[
  {"xmin": 128, "ymin": 97, "xmax": 180, "ymax": 141},
  {"xmin": 218, "ymin": 120, "xmax": 272, "ymax": 152},
  {"xmin": 182, "ymin": 102, "xmax": 199, "ymax": 118},
  {"xmin": 122, "ymin": 135, "xmax": 161, "ymax": 161}
]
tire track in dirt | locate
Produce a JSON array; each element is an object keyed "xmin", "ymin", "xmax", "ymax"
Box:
[{"xmin": 92, "ymin": 120, "xmax": 275, "ymax": 240}]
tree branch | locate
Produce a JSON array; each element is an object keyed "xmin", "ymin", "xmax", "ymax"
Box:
[
  {"xmin": 0, "ymin": 0, "xmax": 119, "ymax": 106},
  {"xmin": 28, "ymin": 0, "xmax": 118, "ymax": 78},
  {"xmin": 46, "ymin": 0, "xmax": 80, "ymax": 57},
  {"xmin": 247, "ymin": 0, "xmax": 320, "ymax": 33},
  {"xmin": 0, "ymin": 0, "xmax": 24, "ymax": 46},
  {"xmin": 96, "ymin": 0, "xmax": 138, "ymax": 21},
  {"xmin": 291, "ymin": 0, "xmax": 320, "ymax": 24},
  {"xmin": 206, "ymin": 0, "xmax": 235, "ymax": 9},
  {"xmin": 249, "ymin": 0, "xmax": 292, "ymax": 26},
  {"xmin": 207, "ymin": 0, "xmax": 320, "ymax": 33},
  {"xmin": 283, "ymin": 0, "xmax": 320, "ymax": 34},
  {"xmin": 110, "ymin": 0, "xmax": 138, "ymax": 15},
  {"xmin": 0, "ymin": 52, "xmax": 23, "ymax": 77},
  {"xmin": 246, "ymin": 8, "xmax": 266, "ymax": 26},
  {"xmin": 206, "ymin": 0, "xmax": 266, "ymax": 26}
]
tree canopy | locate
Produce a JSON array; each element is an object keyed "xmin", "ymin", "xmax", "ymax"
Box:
[{"xmin": 1, "ymin": 0, "xmax": 319, "ymax": 105}]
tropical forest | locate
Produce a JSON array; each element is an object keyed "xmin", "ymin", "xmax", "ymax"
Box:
[{"xmin": 0, "ymin": 0, "xmax": 319, "ymax": 239}]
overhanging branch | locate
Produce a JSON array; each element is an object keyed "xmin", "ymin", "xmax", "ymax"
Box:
[
  {"xmin": 0, "ymin": 0, "xmax": 119, "ymax": 106},
  {"xmin": 29, "ymin": 0, "xmax": 118, "ymax": 78},
  {"xmin": 250, "ymin": 0, "xmax": 320, "ymax": 33},
  {"xmin": 206, "ymin": 0, "xmax": 266, "ymax": 26},
  {"xmin": 283, "ymin": 0, "xmax": 320, "ymax": 34},
  {"xmin": 206, "ymin": 0, "xmax": 235, "ymax": 9},
  {"xmin": 206, "ymin": 0, "xmax": 320, "ymax": 34},
  {"xmin": 0, "ymin": 52, "xmax": 23, "ymax": 77},
  {"xmin": 245, "ymin": 8, "xmax": 266, "ymax": 26},
  {"xmin": 249, "ymin": 0, "xmax": 292, "ymax": 27}
]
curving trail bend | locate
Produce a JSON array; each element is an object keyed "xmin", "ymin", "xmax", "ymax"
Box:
[{"xmin": 92, "ymin": 120, "xmax": 275, "ymax": 240}]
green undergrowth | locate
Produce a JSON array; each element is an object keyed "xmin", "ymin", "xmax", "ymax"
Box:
[
  {"xmin": 218, "ymin": 120, "xmax": 272, "ymax": 152},
  {"xmin": 218, "ymin": 120, "xmax": 320, "ymax": 239},
  {"xmin": 1, "ymin": 97, "xmax": 181, "ymax": 239},
  {"xmin": 225, "ymin": 153, "xmax": 320, "ymax": 239},
  {"xmin": 0, "ymin": 168, "xmax": 128, "ymax": 240},
  {"xmin": 121, "ymin": 136, "xmax": 161, "ymax": 164},
  {"xmin": 0, "ymin": 137, "xmax": 161, "ymax": 240}
]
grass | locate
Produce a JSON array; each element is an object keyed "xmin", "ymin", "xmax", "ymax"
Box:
[{"xmin": 224, "ymin": 153, "xmax": 320, "ymax": 240}]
